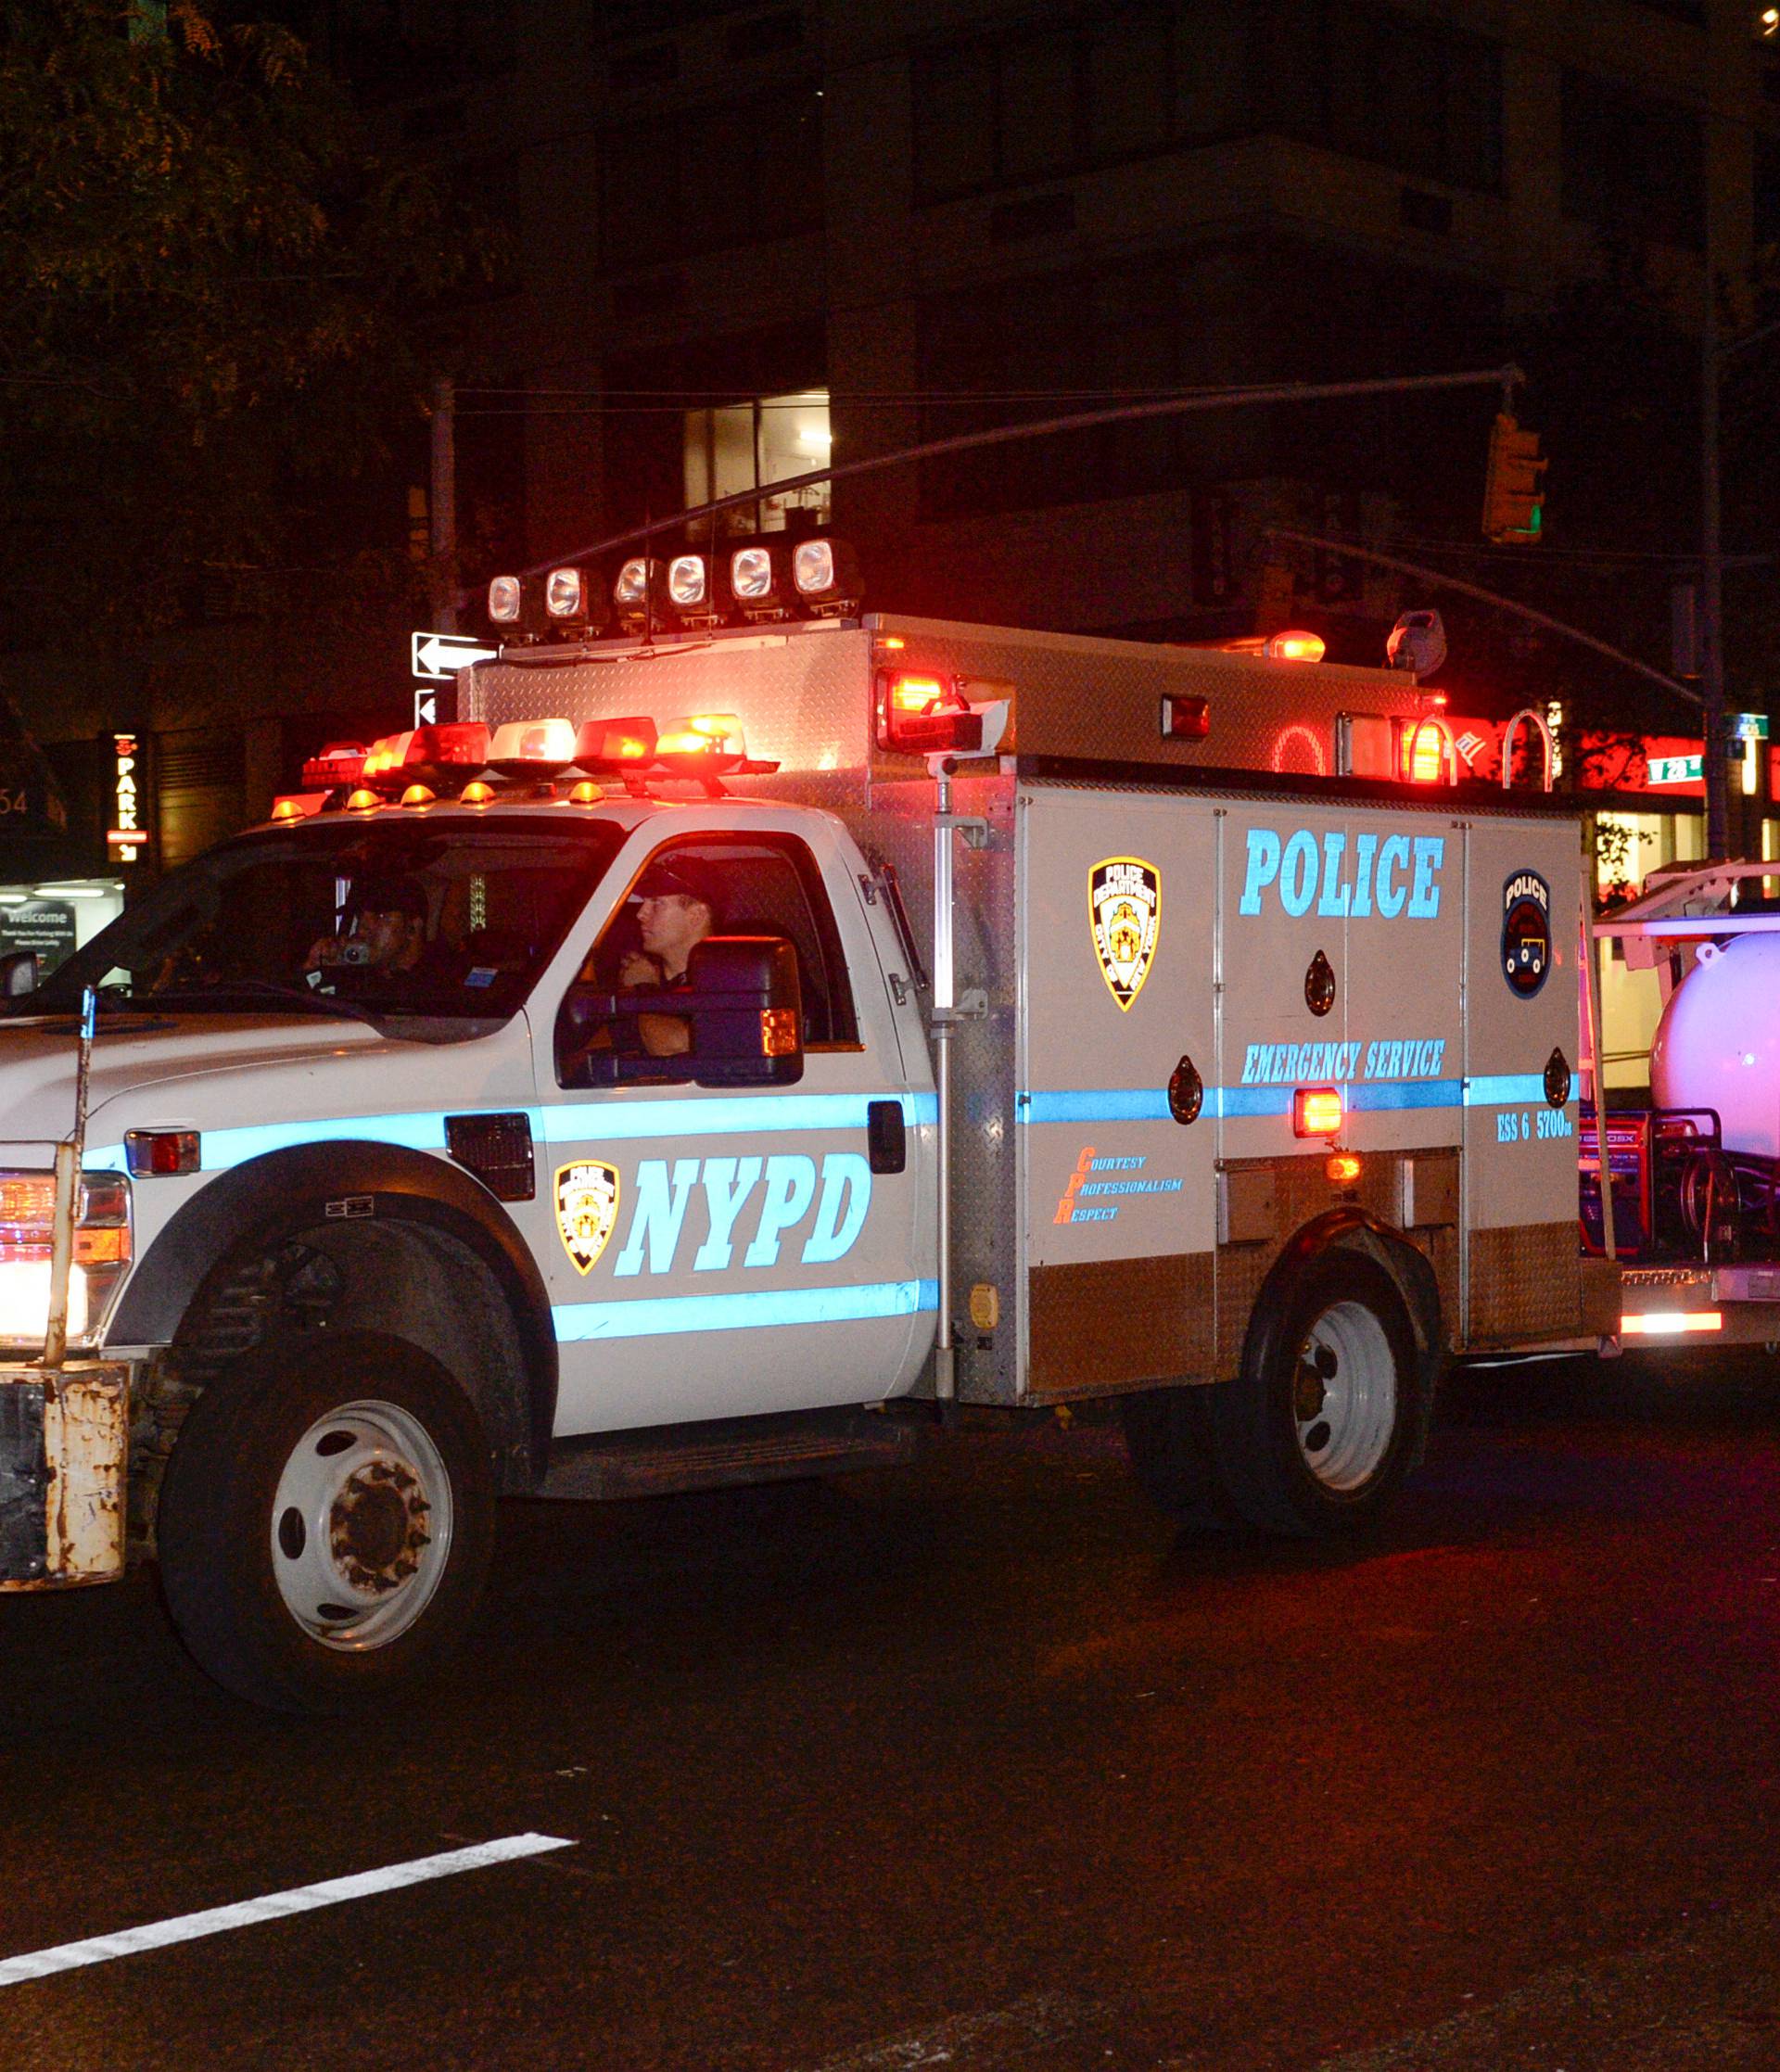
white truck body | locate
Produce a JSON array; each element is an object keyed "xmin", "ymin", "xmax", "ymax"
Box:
[{"xmin": 0, "ymin": 614, "xmax": 1597, "ymax": 1708}]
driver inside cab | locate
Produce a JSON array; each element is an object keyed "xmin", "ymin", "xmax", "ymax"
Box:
[{"xmin": 619, "ymin": 858, "xmax": 718, "ymax": 1057}]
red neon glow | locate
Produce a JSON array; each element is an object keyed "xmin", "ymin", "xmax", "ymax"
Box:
[{"xmin": 1270, "ymin": 724, "xmax": 1329, "ymax": 777}]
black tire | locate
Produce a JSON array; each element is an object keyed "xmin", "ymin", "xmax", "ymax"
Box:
[
  {"xmin": 1119, "ymin": 1385, "xmax": 1239, "ymax": 1529},
  {"xmin": 157, "ymin": 1332, "xmax": 495, "ymax": 1714},
  {"xmin": 1210, "ymin": 1250, "xmax": 1428, "ymax": 1538}
]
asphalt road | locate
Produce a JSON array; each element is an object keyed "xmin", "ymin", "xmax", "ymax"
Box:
[{"xmin": 5, "ymin": 1352, "xmax": 1780, "ymax": 2071}]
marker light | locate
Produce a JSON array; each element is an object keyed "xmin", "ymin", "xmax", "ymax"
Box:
[
  {"xmin": 567, "ymin": 780, "xmax": 602, "ymax": 805},
  {"xmin": 1621, "ymin": 1311, "xmax": 1723, "ymax": 1336},
  {"xmin": 1293, "ymin": 1087, "xmax": 1343, "ymax": 1138},
  {"xmin": 1160, "ymin": 694, "xmax": 1211, "ymax": 742},
  {"xmin": 875, "ymin": 672, "xmax": 985, "ymax": 756},
  {"xmin": 488, "ymin": 575, "xmax": 523, "ymax": 623},
  {"xmin": 345, "ymin": 787, "xmax": 381, "ymax": 812},
  {"xmin": 460, "ymin": 780, "xmax": 496, "ymax": 806},
  {"xmin": 1326, "ymin": 1152, "xmax": 1362, "ymax": 1184},
  {"xmin": 400, "ymin": 783, "xmax": 436, "ymax": 807},
  {"xmin": 124, "ymin": 1130, "xmax": 200, "ymax": 1177},
  {"xmin": 791, "ymin": 536, "xmax": 863, "ymax": 617},
  {"xmin": 1264, "ymin": 630, "xmax": 1327, "ymax": 663},
  {"xmin": 572, "ymin": 716, "xmax": 658, "ymax": 773},
  {"xmin": 270, "ymin": 796, "xmax": 311, "ymax": 822},
  {"xmin": 489, "ymin": 717, "xmax": 578, "ymax": 779}
]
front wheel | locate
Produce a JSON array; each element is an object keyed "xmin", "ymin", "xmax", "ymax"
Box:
[
  {"xmin": 1211, "ymin": 1250, "xmax": 1430, "ymax": 1537},
  {"xmin": 157, "ymin": 1335, "xmax": 494, "ymax": 1713}
]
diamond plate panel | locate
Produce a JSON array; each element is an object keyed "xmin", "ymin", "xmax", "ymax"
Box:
[
  {"xmin": 1026, "ymin": 1252, "xmax": 1214, "ymax": 1402},
  {"xmin": 1467, "ymin": 1220, "xmax": 1583, "ymax": 1346}
]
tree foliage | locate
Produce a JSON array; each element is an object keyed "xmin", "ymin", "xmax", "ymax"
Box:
[{"xmin": 0, "ymin": 2, "xmax": 492, "ymax": 649}]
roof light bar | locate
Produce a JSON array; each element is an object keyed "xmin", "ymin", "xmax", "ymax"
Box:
[{"xmin": 488, "ymin": 717, "xmax": 578, "ymax": 779}]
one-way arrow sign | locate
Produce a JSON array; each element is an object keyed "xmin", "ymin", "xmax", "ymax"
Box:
[{"xmin": 411, "ymin": 630, "xmax": 498, "ymax": 680}]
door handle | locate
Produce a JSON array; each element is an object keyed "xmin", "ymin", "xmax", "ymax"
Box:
[{"xmin": 867, "ymin": 1100, "xmax": 907, "ymax": 1175}]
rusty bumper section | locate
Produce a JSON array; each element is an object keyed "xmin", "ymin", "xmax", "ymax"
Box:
[{"xmin": 0, "ymin": 1365, "xmax": 129, "ymax": 1588}]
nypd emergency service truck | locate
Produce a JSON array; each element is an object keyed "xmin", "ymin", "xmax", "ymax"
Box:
[{"xmin": 0, "ymin": 600, "xmax": 1587, "ymax": 1712}]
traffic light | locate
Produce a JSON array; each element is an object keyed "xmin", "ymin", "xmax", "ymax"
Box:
[{"xmin": 1482, "ymin": 413, "xmax": 1546, "ymax": 542}]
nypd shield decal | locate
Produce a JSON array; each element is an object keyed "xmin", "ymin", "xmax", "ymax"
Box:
[
  {"xmin": 555, "ymin": 1160, "xmax": 620, "ymax": 1275},
  {"xmin": 1088, "ymin": 857, "xmax": 1162, "ymax": 1011}
]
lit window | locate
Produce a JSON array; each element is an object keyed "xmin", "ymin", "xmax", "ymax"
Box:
[{"xmin": 683, "ymin": 390, "xmax": 832, "ymax": 532}]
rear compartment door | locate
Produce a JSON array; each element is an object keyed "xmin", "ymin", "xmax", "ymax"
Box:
[{"xmin": 1017, "ymin": 788, "xmax": 1217, "ymax": 1398}]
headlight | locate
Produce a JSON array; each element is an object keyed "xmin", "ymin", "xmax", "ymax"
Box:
[{"xmin": 0, "ymin": 1170, "xmax": 132, "ymax": 1351}]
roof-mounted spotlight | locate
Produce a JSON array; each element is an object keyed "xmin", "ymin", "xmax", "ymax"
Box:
[
  {"xmin": 613, "ymin": 557, "xmax": 670, "ymax": 636},
  {"xmin": 487, "ymin": 574, "xmax": 548, "ymax": 642},
  {"xmin": 543, "ymin": 566, "xmax": 605, "ymax": 640},
  {"xmin": 666, "ymin": 553, "xmax": 724, "ymax": 631},
  {"xmin": 728, "ymin": 540, "xmax": 794, "ymax": 623},
  {"xmin": 790, "ymin": 536, "xmax": 862, "ymax": 618}
]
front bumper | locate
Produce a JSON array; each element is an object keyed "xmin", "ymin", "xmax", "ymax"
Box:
[{"xmin": 0, "ymin": 1365, "xmax": 129, "ymax": 1588}]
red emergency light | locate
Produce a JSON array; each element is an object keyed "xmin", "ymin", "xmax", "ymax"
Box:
[
  {"xmin": 362, "ymin": 723, "xmax": 490, "ymax": 794},
  {"xmin": 876, "ymin": 672, "xmax": 985, "ymax": 756}
]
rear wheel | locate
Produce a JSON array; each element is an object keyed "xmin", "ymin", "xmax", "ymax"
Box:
[
  {"xmin": 1211, "ymin": 1250, "xmax": 1428, "ymax": 1537},
  {"xmin": 158, "ymin": 1334, "xmax": 494, "ymax": 1714}
]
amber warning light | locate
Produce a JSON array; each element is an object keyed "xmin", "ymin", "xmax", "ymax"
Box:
[{"xmin": 1293, "ymin": 1087, "xmax": 1344, "ymax": 1138}]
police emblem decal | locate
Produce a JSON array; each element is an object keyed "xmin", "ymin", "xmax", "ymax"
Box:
[
  {"xmin": 1088, "ymin": 858, "xmax": 1162, "ymax": 1011},
  {"xmin": 1501, "ymin": 870, "xmax": 1552, "ymax": 998},
  {"xmin": 555, "ymin": 1161, "xmax": 621, "ymax": 1274}
]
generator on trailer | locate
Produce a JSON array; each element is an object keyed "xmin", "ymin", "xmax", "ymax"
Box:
[{"xmin": 0, "ymin": 606, "xmax": 1592, "ymax": 1711}]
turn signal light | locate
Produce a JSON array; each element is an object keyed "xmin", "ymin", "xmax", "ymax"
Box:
[
  {"xmin": 1293, "ymin": 1087, "xmax": 1343, "ymax": 1138},
  {"xmin": 1326, "ymin": 1151, "xmax": 1362, "ymax": 1184},
  {"xmin": 761, "ymin": 1007, "xmax": 799, "ymax": 1057}
]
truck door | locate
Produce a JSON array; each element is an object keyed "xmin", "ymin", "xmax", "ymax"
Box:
[{"xmin": 528, "ymin": 821, "xmax": 932, "ymax": 1436}]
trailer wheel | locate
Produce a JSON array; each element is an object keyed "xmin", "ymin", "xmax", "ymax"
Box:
[
  {"xmin": 1119, "ymin": 1386, "xmax": 1236, "ymax": 1529},
  {"xmin": 157, "ymin": 1334, "xmax": 494, "ymax": 1714},
  {"xmin": 1214, "ymin": 1251, "xmax": 1425, "ymax": 1537}
]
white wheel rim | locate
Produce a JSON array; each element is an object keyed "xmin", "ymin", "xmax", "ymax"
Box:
[
  {"xmin": 1291, "ymin": 1300, "xmax": 1398, "ymax": 1493},
  {"xmin": 269, "ymin": 1398, "xmax": 454, "ymax": 1651}
]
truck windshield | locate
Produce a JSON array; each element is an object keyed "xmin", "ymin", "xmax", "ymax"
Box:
[{"xmin": 26, "ymin": 818, "xmax": 625, "ymax": 1026}]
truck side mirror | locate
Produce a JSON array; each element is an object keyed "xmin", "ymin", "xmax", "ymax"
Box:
[
  {"xmin": 0, "ymin": 951, "xmax": 39, "ymax": 999},
  {"xmin": 681, "ymin": 934, "xmax": 804, "ymax": 1088},
  {"xmin": 558, "ymin": 934, "xmax": 804, "ymax": 1089}
]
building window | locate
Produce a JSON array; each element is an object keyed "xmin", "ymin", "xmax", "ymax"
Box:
[
  {"xmin": 683, "ymin": 390, "xmax": 831, "ymax": 532},
  {"xmin": 1561, "ymin": 70, "xmax": 1705, "ymax": 251},
  {"xmin": 911, "ymin": 4, "xmax": 1248, "ymax": 204},
  {"xmin": 1256, "ymin": 0, "xmax": 1503, "ymax": 193},
  {"xmin": 602, "ymin": 85, "xmax": 822, "ymax": 271}
]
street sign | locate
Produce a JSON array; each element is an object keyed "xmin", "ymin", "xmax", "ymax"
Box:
[
  {"xmin": 1734, "ymin": 713, "xmax": 1770, "ymax": 742},
  {"xmin": 411, "ymin": 630, "xmax": 497, "ymax": 681},
  {"xmin": 413, "ymin": 682, "xmax": 457, "ymax": 729},
  {"xmin": 1647, "ymin": 753, "xmax": 1703, "ymax": 786}
]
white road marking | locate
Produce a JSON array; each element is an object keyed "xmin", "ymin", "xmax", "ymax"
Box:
[
  {"xmin": 795, "ymin": 1993, "xmax": 1080, "ymax": 2070},
  {"xmin": 0, "ymin": 1832, "xmax": 574, "ymax": 1989}
]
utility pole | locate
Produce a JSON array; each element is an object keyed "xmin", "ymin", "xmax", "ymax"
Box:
[
  {"xmin": 429, "ymin": 375, "xmax": 458, "ymax": 637},
  {"xmin": 1701, "ymin": 276, "xmax": 1729, "ymax": 858}
]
